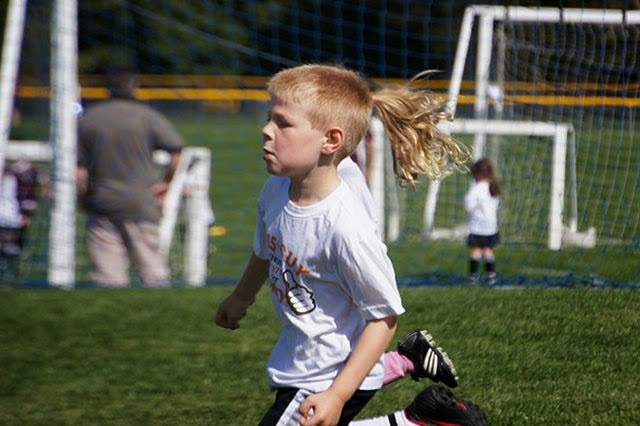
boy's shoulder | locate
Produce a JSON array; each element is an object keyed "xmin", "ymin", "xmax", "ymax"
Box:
[{"xmin": 331, "ymin": 183, "xmax": 378, "ymax": 237}]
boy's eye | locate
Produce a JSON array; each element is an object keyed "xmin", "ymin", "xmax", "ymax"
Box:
[
  {"xmin": 271, "ymin": 115, "xmax": 290, "ymax": 128},
  {"xmin": 266, "ymin": 109, "xmax": 291, "ymax": 128}
]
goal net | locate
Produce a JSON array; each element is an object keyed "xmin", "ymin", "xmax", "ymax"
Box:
[
  {"xmin": 3, "ymin": 140, "xmax": 211, "ymax": 288},
  {"xmin": 3, "ymin": 1, "xmax": 638, "ymax": 287},
  {"xmin": 1, "ymin": 0, "xmax": 211, "ymax": 288},
  {"xmin": 422, "ymin": 6, "xmax": 639, "ymax": 250}
]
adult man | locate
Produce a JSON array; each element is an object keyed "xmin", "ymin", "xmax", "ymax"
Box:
[{"xmin": 77, "ymin": 68, "xmax": 183, "ymax": 287}]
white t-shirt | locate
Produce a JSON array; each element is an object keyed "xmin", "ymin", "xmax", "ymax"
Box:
[
  {"xmin": 0, "ymin": 173, "xmax": 22, "ymax": 229},
  {"xmin": 464, "ymin": 180, "xmax": 500, "ymax": 236},
  {"xmin": 253, "ymin": 176, "xmax": 405, "ymax": 393},
  {"xmin": 337, "ymin": 157, "xmax": 381, "ymax": 237}
]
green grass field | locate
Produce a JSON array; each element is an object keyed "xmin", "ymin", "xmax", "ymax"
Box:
[
  {"xmin": 1, "ymin": 285, "xmax": 639, "ymax": 425},
  {"xmin": 3, "ymin": 110, "xmax": 639, "ymax": 425}
]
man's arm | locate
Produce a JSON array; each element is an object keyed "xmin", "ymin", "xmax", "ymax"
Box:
[
  {"xmin": 76, "ymin": 165, "xmax": 88, "ymax": 197},
  {"xmin": 150, "ymin": 149, "xmax": 183, "ymax": 205},
  {"xmin": 164, "ymin": 149, "xmax": 182, "ymax": 183}
]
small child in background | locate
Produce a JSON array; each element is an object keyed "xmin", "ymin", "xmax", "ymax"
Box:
[
  {"xmin": 0, "ymin": 160, "xmax": 41, "ymax": 280},
  {"xmin": 1, "ymin": 106, "xmax": 43, "ymax": 280},
  {"xmin": 11, "ymin": 159, "xmax": 41, "ymax": 250},
  {"xmin": 464, "ymin": 158, "xmax": 501, "ymax": 285},
  {"xmin": 0, "ymin": 168, "xmax": 23, "ymax": 252},
  {"xmin": 0, "ymin": 166, "xmax": 25, "ymax": 280}
]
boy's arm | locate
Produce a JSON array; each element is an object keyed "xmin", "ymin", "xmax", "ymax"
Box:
[
  {"xmin": 215, "ymin": 252, "xmax": 270, "ymax": 329},
  {"xmin": 299, "ymin": 316, "xmax": 398, "ymax": 426}
]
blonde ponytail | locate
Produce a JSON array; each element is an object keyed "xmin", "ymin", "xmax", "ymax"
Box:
[{"xmin": 372, "ymin": 75, "xmax": 469, "ymax": 185}]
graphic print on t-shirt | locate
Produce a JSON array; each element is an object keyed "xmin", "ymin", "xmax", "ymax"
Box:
[
  {"xmin": 267, "ymin": 233, "xmax": 316, "ymax": 315},
  {"xmin": 281, "ymin": 270, "xmax": 315, "ymax": 314}
]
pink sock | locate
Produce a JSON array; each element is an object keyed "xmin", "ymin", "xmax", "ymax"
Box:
[{"xmin": 383, "ymin": 351, "xmax": 414, "ymax": 385}]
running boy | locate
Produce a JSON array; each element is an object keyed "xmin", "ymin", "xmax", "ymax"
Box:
[{"xmin": 215, "ymin": 64, "xmax": 472, "ymax": 425}]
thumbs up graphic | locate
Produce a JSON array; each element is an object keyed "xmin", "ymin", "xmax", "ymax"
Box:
[{"xmin": 282, "ymin": 270, "xmax": 316, "ymax": 315}]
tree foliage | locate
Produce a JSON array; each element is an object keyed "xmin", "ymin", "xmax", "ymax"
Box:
[{"xmin": 1, "ymin": 0, "xmax": 637, "ymax": 78}]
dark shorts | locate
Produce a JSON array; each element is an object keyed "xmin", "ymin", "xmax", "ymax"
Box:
[
  {"xmin": 467, "ymin": 232, "xmax": 500, "ymax": 248},
  {"xmin": 0, "ymin": 227, "xmax": 22, "ymax": 257},
  {"xmin": 259, "ymin": 387, "xmax": 377, "ymax": 426}
]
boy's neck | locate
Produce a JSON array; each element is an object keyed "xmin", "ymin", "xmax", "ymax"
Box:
[{"xmin": 288, "ymin": 165, "xmax": 341, "ymax": 207}]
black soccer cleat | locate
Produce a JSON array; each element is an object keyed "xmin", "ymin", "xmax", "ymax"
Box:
[
  {"xmin": 404, "ymin": 384, "xmax": 490, "ymax": 426},
  {"xmin": 397, "ymin": 330, "xmax": 459, "ymax": 388}
]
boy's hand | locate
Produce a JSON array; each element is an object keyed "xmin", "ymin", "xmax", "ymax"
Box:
[
  {"xmin": 215, "ymin": 253, "xmax": 267, "ymax": 330},
  {"xmin": 299, "ymin": 390, "xmax": 345, "ymax": 426},
  {"xmin": 214, "ymin": 294, "xmax": 253, "ymax": 329}
]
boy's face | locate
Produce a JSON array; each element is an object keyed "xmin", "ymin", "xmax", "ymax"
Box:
[{"xmin": 262, "ymin": 97, "xmax": 327, "ymax": 178}]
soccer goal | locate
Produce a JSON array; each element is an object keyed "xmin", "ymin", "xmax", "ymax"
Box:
[
  {"xmin": 423, "ymin": 5, "xmax": 639, "ymax": 250},
  {"xmin": 4, "ymin": 141, "xmax": 212, "ymax": 288},
  {"xmin": 0, "ymin": 0, "xmax": 212, "ymax": 288},
  {"xmin": 430, "ymin": 118, "xmax": 595, "ymax": 250}
]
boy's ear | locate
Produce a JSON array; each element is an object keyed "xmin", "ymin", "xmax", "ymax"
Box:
[{"xmin": 321, "ymin": 128, "xmax": 344, "ymax": 154}]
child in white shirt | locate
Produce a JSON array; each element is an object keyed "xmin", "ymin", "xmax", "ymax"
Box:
[
  {"xmin": 215, "ymin": 64, "xmax": 487, "ymax": 426},
  {"xmin": 464, "ymin": 158, "xmax": 501, "ymax": 285}
]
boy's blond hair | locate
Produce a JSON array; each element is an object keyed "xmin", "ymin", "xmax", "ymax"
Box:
[{"xmin": 267, "ymin": 64, "xmax": 468, "ymax": 184}]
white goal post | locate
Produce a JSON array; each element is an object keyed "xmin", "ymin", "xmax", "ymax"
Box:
[
  {"xmin": 5, "ymin": 141, "xmax": 212, "ymax": 287},
  {"xmin": 430, "ymin": 119, "xmax": 597, "ymax": 250},
  {"xmin": 0, "ymin": 0, "xmax": 79, "ymax": 288},
  {"xmin": 156, "ymin": 147, "xmax": 212, "ymax": 286},
  {"xmin": 2, "ymin": 0, "xmax": 212, "ymax": 287},
  {"xmin": 0, "ymin": 0, "xmax": 27, "ymax": 179},
  {"xmin": 445, "ymin": 5, "xmax": 640, "ymax": 120},
  {"xmin": 425, "ymin": 5, "xmax": 638, "ymax": 250},
  {"xmin": 364, "ymin": 5, "xmax": 638, "ymax": 249},
  {"xmin": 48, "ymin": 0, "xmax": 79, "ymax": 287},
  {"xmin": 367, "ymin": 117, "xmax": 596, "ymax": 250}
]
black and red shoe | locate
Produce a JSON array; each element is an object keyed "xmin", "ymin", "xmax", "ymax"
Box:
[
  {"xmin": 404, "ymin": 384, "xmax": 490, "ymax": 426},
  {"xmin": 397, "ymin": 330, "xmax": 459, "ymax": 388}
]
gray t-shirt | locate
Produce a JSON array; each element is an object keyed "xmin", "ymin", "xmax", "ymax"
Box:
[{"xmin": 78, "ymin": 99, "xmax": 183, "ymax": 221}]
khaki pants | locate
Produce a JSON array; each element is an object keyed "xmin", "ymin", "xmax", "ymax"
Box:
[{"xmin": 87, "ymin": 215, "xmax": 170, "ymax": 288}]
